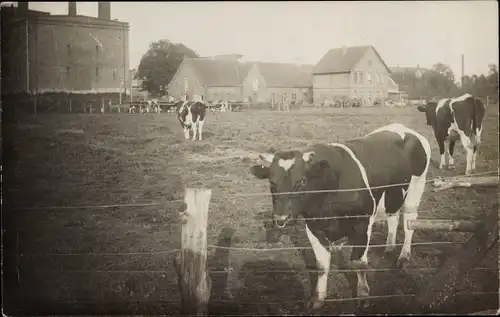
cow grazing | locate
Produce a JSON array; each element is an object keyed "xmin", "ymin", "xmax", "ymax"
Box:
[
  {"xmin": 177, "ymin": 100, "xmax": 206, "ymax": 141},
  {"xmin": 417, "ymin": 93, "xmax": 485, "ymax": 175},
  {"xmin": 249, "ymin": 123, "xmax": 431, "ymax": 309}
]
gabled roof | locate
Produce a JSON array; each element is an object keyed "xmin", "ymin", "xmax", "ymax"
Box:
[
  {"xmin": 256, "ymin": 62, "xmax": 313, "ymax": 88},
  {"xmin": 186, "ymin": 58, "xmax": 251, "ymax": 87},
  {"xmin": 313, "ymin": 45, "xmax": 391, "ymax": 75}
]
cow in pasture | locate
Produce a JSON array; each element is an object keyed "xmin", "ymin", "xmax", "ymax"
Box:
[
  {"xmin": 146, "ymin": 99, "xmax": 161, "ymax": 114},
  {"xmin": 416, "ymin": 93, "xmax": 485, "ymax": 175},
  {"xmin": 249, "ymin": 123, "xmax": 431, "ymax": 310},
  {"xmin": 177, "ymin": 100, "xmax": 206, "ymax": 141}
]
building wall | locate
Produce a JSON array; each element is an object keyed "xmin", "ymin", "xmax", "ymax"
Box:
[
  {"xmin": 2, "ymin": 17, "xmax": 129, "ymax": 94},
  {"xmin": 206, "ymin": 86, "xmax": 243, "ymax": 102},
  {"xmin": 243, "ymin": 65, "xmax": 312, "ymax": 104},
  {"xmin": 167, "ymin": 60, "xmax": 204, "ymax": 100},
  {"xmin": 350, "ymin": 47, "xmax": 391, "ymax": 103},
  {"xmin": 313, "ymin": 73, "xmax": 350, "ymax": 103},
  {"xmin": 1, "ymin": 21, "xmax": 28, "ymax": 93},
  {"xmin": 242, "ymin": 64, "xmax": 267, "ymax": 103}
]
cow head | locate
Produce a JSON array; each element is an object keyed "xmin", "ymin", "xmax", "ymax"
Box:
[
  {"xmin": 250, "ymin": 150, "xmax": 321, "ymax": 228},
  {"xmin": 416, "ymin": 102, "xmax": 437, "ymax": 126}
]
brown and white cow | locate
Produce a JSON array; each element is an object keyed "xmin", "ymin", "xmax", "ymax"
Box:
[
  {"xmin": 177, "ymin": 100, "xmax": 206, "ymax": 141},
  {"xmin": 417, "ymin": 93, "xmax": 485, "ymax": 175},
  {"xmin": 250, "ymin": 123, "xmax": 431, "ymax": 309}
]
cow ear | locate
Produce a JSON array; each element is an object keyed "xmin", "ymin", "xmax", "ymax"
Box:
[
  {"xmin": 250, "ymin": 165, "xmax": 270, "ymax": 179},
  {"xmin": 302, "ymin": 151, "xmax": 315, "ymax": 162},
  {"xmin": 259, "ymin": 153, "xmax": 275, "ymax": 164},
  {"xmin": 417, "ymin": 105, "xmax": 426, "ymax": 112}
]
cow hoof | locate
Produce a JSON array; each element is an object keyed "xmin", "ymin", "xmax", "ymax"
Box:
[
  {"xmin": 448, "ymin": 164, "xmax": 456, "ymax": 170},
  {"xmin": 307, "ymin": 296, "xmax": 324, "ymax": 310},
  {"xmin": 357, "ymin": 298, "xmax": 371, "ymax": 309},
  {"xmin": 438, "ymin": 165, "xmax": 445, "ymax": 170},
  {"xmin": 396, "ymin": 257, "xmax": 411, "ymax": 270}
]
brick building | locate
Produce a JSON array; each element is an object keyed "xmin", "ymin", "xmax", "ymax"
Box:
[
  {"xmin": 313, "ymin": 45, "xmax": 393, "ymax": 106},
  {"xmin": 1, "ymin": 2, "xmax": 129, "ymax": 95}
]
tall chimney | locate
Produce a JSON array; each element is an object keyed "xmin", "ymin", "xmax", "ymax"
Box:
[
  {"xmin": 68, "ymin": 2, "xmax": 77, "ymax": 17},
  {"xmin": 98, "ymin": 2, "xmax": 110, "ymax": 20},
  {"xmin": 18, "ymin": 1, "xmax": 29, "ymax": 15}
]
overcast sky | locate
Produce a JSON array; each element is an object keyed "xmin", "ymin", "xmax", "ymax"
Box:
[{"xmin": 21, "ymin": 1, "xmax": 500, "ymax": 78}]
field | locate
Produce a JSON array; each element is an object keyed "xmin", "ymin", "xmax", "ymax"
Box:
[{"xmin": 2, "ymin": 105, "xmax": 499, "ymax": 315}]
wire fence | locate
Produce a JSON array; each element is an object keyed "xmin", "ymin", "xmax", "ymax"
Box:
[
  {"xmin": 6, "ymin": 168, "xmax": 498, "ymax": 313},
  {"xmin": 9, "ymin": 169, "xmax": 499, "ymax": 211}
]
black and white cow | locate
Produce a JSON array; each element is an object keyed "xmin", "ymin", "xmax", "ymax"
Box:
[
  {"xmin": 249, "ymin": 123, "xmax": 431, "ymax": 309},
  {"xmin": 417, "ymin": 93, "xmax": 485, "ymax": 175},
  {"xmin": 177, "ymin": 100, "xmax": 206, "ymax": 141}
]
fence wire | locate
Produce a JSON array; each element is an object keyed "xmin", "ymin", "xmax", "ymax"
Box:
[{"xmin": 8, "ymin": 170, "xmax": 499, "ymax": 211}]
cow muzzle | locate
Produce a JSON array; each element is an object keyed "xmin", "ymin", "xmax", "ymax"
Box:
[{"xmin": 273, "ymin": 214, "xmax": 291, "ymax": 228}]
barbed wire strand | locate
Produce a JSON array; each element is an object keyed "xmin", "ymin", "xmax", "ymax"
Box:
[
  {"xmin": 34, "ymin": 291, "xmax": 497, "ymax": 306},
  {"xmin": 9, "ymin": 170, "xmax": 498, "ymax": 211},
  {"xmin": 54, "ymin": 266, "xmax": 496, "ymax": 275},
  {"xmin": 18, "ymin": 239, "xmax": 465, "ymax": 257}
]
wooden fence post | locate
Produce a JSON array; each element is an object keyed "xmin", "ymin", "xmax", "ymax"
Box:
[
  {"xmin": 69, "ymin": 99, "xmax": 72, "ymax": 113},
  {"xmin": 33, "ymin": 98, "xmax": 37, "ymax": 114},
  {"xmin": 174, "ymin": 188, "xmax": 212, "ymax": 315}
]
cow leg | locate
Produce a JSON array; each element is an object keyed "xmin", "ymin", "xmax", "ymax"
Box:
[
  {"xmin": 398, "ymin": 175, "xmax": 426, "ymax": 268},
  {"xmin": 305, "ymin": 224, "xmax": 331, "ymax": 310},
  {"xmin": 448, "ymin": 140, "xmax": 456, "ymax": 169},
  {"xmin": 436, "ymin": 136, "xmax": 446, "ymax": 170},
  {"xmin": 459, "ymin": 135, "xmax": 474, "ymax": 175},
  {"xmin": 471, "ymin": 146, "xmax": 478, "ymax": 173},
  {"xmin": 183, "ymin": 126, "xmax": 190, "ymax": 140},
  {"xmin": 349, "ymin": 222, "xmax": 371, "ymax": 307},
  {"xmin": 198, "ymin": 120, "xmax": 204, "ymax": 141},
  {"xmin": 191, "ymin": 125, "xmax": 197, "ymax": 141}
]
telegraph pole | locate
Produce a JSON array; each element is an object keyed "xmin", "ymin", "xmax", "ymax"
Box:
[{"xmin": 461, "ymin": 54, "xmax": 465, "ymax": 89}]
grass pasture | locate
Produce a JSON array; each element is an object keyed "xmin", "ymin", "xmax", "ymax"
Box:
[{"xmin": 2, "ymin": 105, "xmax": 499, "ymax": 315}]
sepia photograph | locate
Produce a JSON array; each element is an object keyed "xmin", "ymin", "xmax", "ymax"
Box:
[{"xmin": 1, "ymin": 1, "xmax": 499, "ymax": 315}]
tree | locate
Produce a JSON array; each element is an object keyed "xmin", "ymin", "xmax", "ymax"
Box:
[{"xmin": 137, "ymin": 40, "xmax": 199, "ymax": 96}]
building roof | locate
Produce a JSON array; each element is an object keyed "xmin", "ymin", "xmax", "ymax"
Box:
[
  {"xmin": 256, "ymin": 62, "xmax": 313, "ymax": 87},
  {"xmin": 186, "ymin": 58, "xmax": 251, "ymax": 87},
  {"xmin": 313, "ymin": 45, "xmax": 391, "ymax": 75}
]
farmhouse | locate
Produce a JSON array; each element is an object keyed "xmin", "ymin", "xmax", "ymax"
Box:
[
  {"xmin": 167, "ymin": 56, "xmax": 251, "ymax": 102},
  {"xmin": 242, "ymin": 62, "xmax": 314, "ymax": 104},
  {"xmin": 1, "ymin": 2, "xmax": 130, "ymax": 95},
  {"xmin": 312, "ymin": 45, "xmax": 393, "ymax": 106}
]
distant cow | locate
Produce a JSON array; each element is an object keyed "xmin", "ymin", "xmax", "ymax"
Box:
[
  {"xmin": 177, "ymin": 100, "xmax": 206, "ymax": 141},
  {"xmin": 249, "ymin": 123, "xmax": 431, "ymax": 309},
  {"xmin": 417, "ymin": 93, "xmax": 485, "ymax": 175}
]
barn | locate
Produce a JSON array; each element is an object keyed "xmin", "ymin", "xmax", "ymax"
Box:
[
  {"xmin": 167, "ymin": 56, "xmax": 251, "ymax": 102},
  {"xmin": 312, "ymin": 45, "xmax": 393, "ymax": 106},
  {"xmin": 242, "ymin": 62, "xmax": 313, "ymax": 105}
]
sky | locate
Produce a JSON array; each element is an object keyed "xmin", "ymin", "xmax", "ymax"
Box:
[{"xmin": 14, "ymin": 1, "xmax": 500, "ymax": 78}]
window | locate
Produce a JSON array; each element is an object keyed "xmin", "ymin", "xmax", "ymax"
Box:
[
  {"xmin": 367, "ymin": 72, "xmax": 372, "ymax": 84},
  {"xmin": 368, "ymin": 60, "xmax": 372, "ymax": 67},
  {"xmin": 184, "ymin": 77, "xmax": 188, "ymax": 92},
  {"xmin": 353, "ymin": 72, "xmax": 358, "ymax": 84},
  {"xmin": 96, "ymin": 45, "xmax": 99, "ymax": 57},
  {"xmin": 253, "ymin": 78, "xmax": 259, "ymax": 91},
  {"xmin": 271, "ymin": 93, "xmax": 275, "ymax": 104},
  {"xmin": 380, "ymin": 74, "xmax": 384, "ymax": 84},
  {"xmin": 67, "ymin": 44, "xmax": 71, "ymax": 56},
  {"xmin": 358, "ymin": 72, "xmax": 363, "ymax": 84},
  {"xmin": 292, "ymin": 93, "xmax": 297, "ymax": 102},
  {"xmin": 112, "ymin": 69, "xmax": 117, "ymax": 81},
  {"xmin": 96, "ymin": 67, "xmax": 100, "ymax": 78}
]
